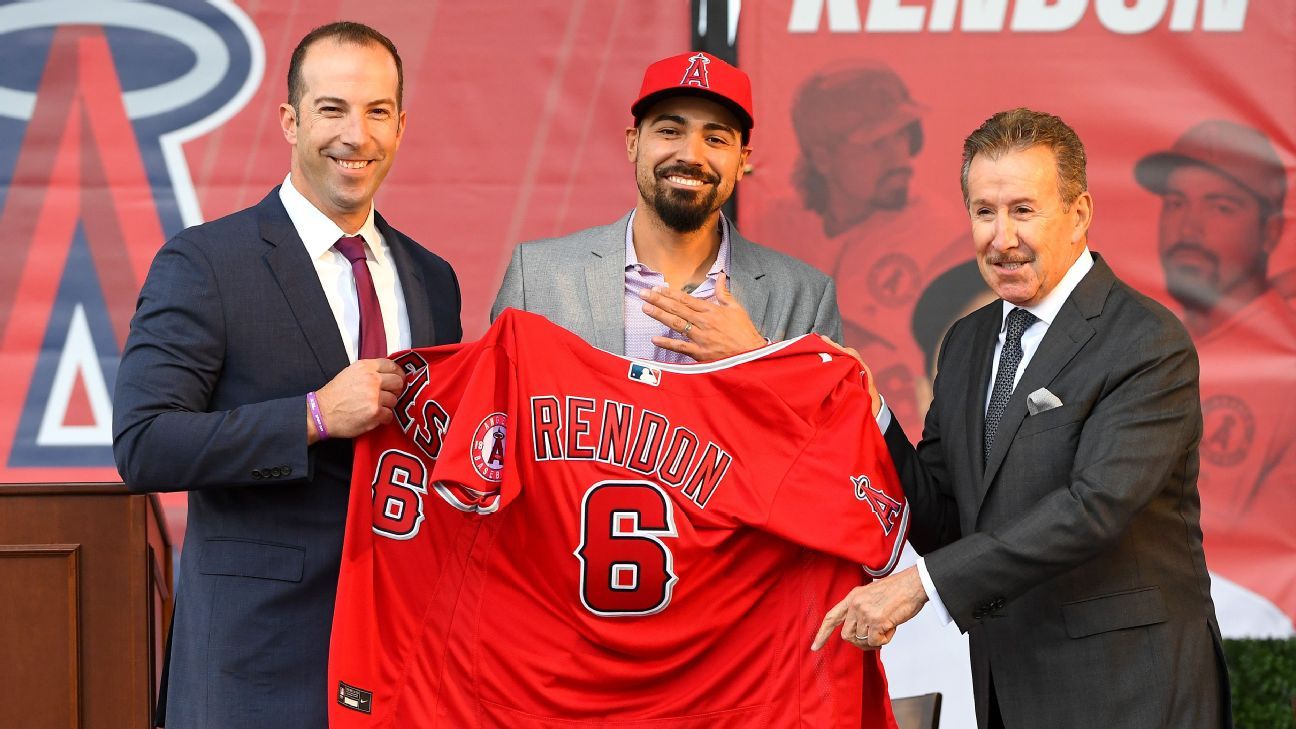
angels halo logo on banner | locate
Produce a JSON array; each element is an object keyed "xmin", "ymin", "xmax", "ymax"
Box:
[{"xmin": 0, "ymin": 0, "xmax": 261, "ymax": 477}]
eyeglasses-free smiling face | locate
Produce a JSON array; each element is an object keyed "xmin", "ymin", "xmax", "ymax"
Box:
[
  {"xmin": 627, "ymin": 95, "xmax": 751, "ymax": 233},
  {"xmin": 280, "ymin": 39, "xmax": 406, "ymax": 232},
  {"xmin": 967, "ymin": 144, "xmax": 1092, "ymax": 307}
]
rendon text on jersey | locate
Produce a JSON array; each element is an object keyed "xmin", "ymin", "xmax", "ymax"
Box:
[{"xmin": 530, "ymin": 395, "xmax": 733, "ymax": 509}]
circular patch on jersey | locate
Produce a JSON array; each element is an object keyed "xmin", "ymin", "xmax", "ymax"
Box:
[
  {"xmin": 470, "ymin": 413, "xmax": 508, "ymax": 482},
  {"xmin": 866, "ymin": 253, "xmax": 921, "ymax": 308},
  {"xmin": 1201, "ymin": 394, "xmax": 1253, "ymax": 468}
]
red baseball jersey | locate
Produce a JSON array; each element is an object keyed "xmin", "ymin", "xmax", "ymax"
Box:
[
  {"xmin": 329, "ymin": 308, "xmax": 908, "ymax": 728},
  {"xmin": 1193, "ymin": 290, "xmax": 1296, "ymax": 618}
]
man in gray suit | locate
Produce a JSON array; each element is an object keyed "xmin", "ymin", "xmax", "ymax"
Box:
[
  {"xmin": 814, "ymin": 109, "xmax": 1230, "ymax": 728},
  {"xmin": 492, "ymin": 51, "xmax": 840, "ymax": 357},
  {"xmin": 113, "ymin": 23, "xmax": 461, "ymax": 728}
]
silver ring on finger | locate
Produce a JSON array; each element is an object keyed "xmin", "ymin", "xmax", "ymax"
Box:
[{"xmin": 682, "ymin": 322, "xmax": 693, "ymax": 336}]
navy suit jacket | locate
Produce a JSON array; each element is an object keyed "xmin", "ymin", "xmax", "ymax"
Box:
[{"xmin": 113, "ymin": 189, "xmax": 461, "ymax": 728}]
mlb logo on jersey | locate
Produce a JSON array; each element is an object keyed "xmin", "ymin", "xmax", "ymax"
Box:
[{"xmin": 628, "ymin": 362, "xmax": 662, "ymax": 386}]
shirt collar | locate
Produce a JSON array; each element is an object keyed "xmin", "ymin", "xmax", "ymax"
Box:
[
  {"xmin": 1000, "ymin": 247, "xmax": 1094, "ymax": 329},
  {"xmin": 279, "ymin": 173, "xmax": 382, "ymax": 263},
  {"xmin": 624, "ymin": 209, "xmax": 731, "ymax": 275}
]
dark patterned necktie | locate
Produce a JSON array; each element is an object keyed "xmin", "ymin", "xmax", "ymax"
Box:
[
  {"xmin": 984, "ymin": 307, "xmax": 1036, "ymax": 464},
  {"xmin": 334, "ymin": 235, "xmax": 387, "ymax": 359}
]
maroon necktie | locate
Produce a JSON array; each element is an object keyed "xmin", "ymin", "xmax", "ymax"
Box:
[{"xmin": 334, "ymin": 235, "xmax": 387, "ymax": 359}]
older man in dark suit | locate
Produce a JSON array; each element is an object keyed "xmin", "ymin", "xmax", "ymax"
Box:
[
  {"xmin": 113, "ymin": 22, "xmax": 460, "ymax": 728},
  {"xmin": 815, "ymin": 108, "xmax": 1230, "ymax": 728}
]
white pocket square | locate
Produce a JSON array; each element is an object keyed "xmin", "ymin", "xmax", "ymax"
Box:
[{"xmin": 1027, "ymin": 387, "xmax": 1064, "ymax": 416}]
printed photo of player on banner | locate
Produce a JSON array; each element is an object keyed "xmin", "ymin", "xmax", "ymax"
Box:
[{"xmin": 737, "ymin": 1, "xmax": 1294, "ymax": 725}]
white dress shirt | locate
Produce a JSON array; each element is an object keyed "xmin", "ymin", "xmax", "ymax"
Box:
[
  {"xmin": 279, "ymin": 174, "xmax": 410, "ymax": 362},
  {"xmin": 877, "ymin": 248, "xmax": 1094, "ymax": 623}
]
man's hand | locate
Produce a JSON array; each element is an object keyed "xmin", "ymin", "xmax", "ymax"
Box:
[
  {"xmin": 309, "ymin": 358, "xmax": 404, "ymax": 443},
  {"xmin": 811, "ymin": 566, "xmax": 928, "ymax": 652},
  {"xmin": 640, "ymin": 273, "xmax": 765, "ymax": 361},
  {"xmin": 818, "ymin": 336, "xmax": 882, "ymax": 417}
]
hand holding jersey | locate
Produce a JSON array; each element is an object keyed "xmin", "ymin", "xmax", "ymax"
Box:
[
  {"xmin": 810, "ymin": 335, "xmax": 915, "ymax": 651},
  {"xmin": 814, "ymin": 564, "xmax": 929, "ymax": 650},
  {"xmin": 308, "ymin": 358, "xmax": 405, "ymax": 444},
  {"xmin": 818, "ymin": 334, "xmax": 884, "ymax": 417}
]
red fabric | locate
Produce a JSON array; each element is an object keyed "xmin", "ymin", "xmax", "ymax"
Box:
[
  {"xmin": 1194, "ymin": 290, "xmax": 1296, "ymax": 616},
  {"xmin": 632, "ymin": 51, "xmax": 755, "ymax": 130},
  {"xmin": 329, "ymin": 308, "xmax": 905, "ymax": 728}
]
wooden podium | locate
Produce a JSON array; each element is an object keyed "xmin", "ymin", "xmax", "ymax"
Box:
[{"xmin": 0, "ymin": 483, "xmax": 173, "ymax": 729}]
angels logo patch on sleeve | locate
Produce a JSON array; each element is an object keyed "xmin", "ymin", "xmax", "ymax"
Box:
[{"xmin": 853, "ymin": 475, "xmax": 902, "ymax": 536}]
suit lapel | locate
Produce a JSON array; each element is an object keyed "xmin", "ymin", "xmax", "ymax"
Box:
[
  {"xmin": 980, "ymin": 300, "xmax": 1094, "ymax": 493},
  {"xmin": 980, "ymin": 256, "xmax": 1113, "ymax": 494},
  {"xmin": 259, "ymin": 189, "xmax": 350, "ymax": 376},
  {"xmin": 377, "ymin": 212, "xmax": 436, "ymax": 347},
  {"xmin": 727, "ymin": 227, "xmax": 770, "ymax": 332},
  {"xmin": 584, "ymin": 214, "xmax": 629, "ymax": 354},
  {"xmin": 964, "ymin": 304, "xmax": 1000, "ymax": 497}
]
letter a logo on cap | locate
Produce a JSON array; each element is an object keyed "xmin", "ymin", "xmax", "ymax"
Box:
[{"xmin": 680, "ymin": 52, "xmax": 710, "ymax": 89}]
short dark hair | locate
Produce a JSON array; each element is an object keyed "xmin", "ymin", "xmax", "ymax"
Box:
[
  {"xmin": 287, "ymin": 22, "xmax": 403, "ymax": 111},
  {"xmin": 960, "ymin": 108, "xmax": 1087, "ymax": 208},
  {"xmin": 634, "ymin": 109, "xmax": 751, "ymax": 146}
]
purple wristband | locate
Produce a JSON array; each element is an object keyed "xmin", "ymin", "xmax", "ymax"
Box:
[{"xmin": 307, "ymin": 391, "xmax": 328, "ymax": 441}]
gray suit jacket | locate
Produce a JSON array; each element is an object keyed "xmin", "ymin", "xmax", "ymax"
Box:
[
  {"xmin": 490, "ymin": 213, "xmax": 842, "ymax": 350},
  {"xmin": 885, "ymin": 254, "xmax": 1229, "ymax": 728},
  {"xmin": 113, "ymin": 189, "xmax": 462, "ymax": 728}
]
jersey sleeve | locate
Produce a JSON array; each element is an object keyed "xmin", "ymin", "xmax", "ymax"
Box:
[
  {"xmin": 763, "ymin": 375, "xmax": 909, "ymax": 577},
  {"xmin": 407, "ymin": 340, "xmax": 523, "ymax": 515}
]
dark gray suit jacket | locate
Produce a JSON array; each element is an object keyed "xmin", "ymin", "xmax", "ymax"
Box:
[
  {"xmin": 112, "ymin": 189, "xmax": 461, "ymax": 728},
  {"xmin": 886, "ymin": 254, "xmax": 1230, "ymax": 728},
  {"xmin": 490, "ymin": 213, "xmax": 842, "ymax": 348}
]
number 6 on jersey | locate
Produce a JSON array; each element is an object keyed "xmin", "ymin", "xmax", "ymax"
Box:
[{"xmin": 575, "ymin": 481, "xmax": 679, "ymax": 617}]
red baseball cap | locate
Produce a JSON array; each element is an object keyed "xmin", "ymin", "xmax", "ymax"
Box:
[
  {"xmin": 792, "ymin": 62, "xmax": 923, "ymax": 151},
  {"xmin": 631, "ymin": 51, "xmax": 754, "ymax": 134}
]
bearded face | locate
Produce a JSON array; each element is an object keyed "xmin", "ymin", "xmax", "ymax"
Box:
[{"xmin": 628, "ymin": 96, "xmax": 749, "ymax": 233}]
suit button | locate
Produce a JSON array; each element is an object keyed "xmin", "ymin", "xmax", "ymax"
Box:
[
  {"xmin": 251, "ymin": 469, "xmax": 263, "ymax": 479},
  {"xmin": 282, "ymin": 465, "xmax": 292, "ymax": 476},
  {"xmin": 270, "ymin": 467, "xmax": 282, "ymax": 477}
]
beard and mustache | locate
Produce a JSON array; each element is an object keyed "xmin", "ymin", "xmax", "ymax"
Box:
[
  {"xmin": 1161, "ymin": 242, "xmax": 1225, "ymax": 312},
  {"xmin": 870, "ymin": 167, "xmax": 914, "ymax": 212},
  {"xmin": 639, "ymin": 162, "xmax": 725, "ymax": 233}
]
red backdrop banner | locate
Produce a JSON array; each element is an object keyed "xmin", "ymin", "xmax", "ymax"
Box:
[{"xmin": 0, "ymin": 2, "xmax": 1290, "ymax": 722}]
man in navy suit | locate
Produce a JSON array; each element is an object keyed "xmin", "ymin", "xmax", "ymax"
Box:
[{"xmin": 113, "ymin": 22, "xmax": 461, "ymax": 728}]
